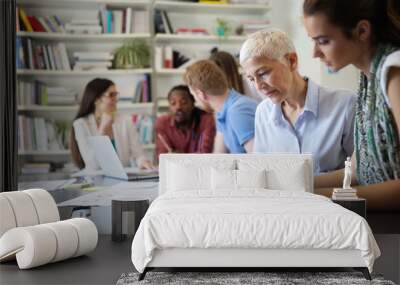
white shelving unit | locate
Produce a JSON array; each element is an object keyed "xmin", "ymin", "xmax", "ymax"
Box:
[
  {"xmin": 16, "ymin": 0, "xmax": 155, "ymax": 172},
  {"xmin": 16, "ymin": 0, "xmax": 270, "ymax": 171}
]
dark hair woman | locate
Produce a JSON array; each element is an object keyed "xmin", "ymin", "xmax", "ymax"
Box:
[
  {"xmin": 70, "ymin": 78, "xmax": 154, "ymax": 170},
  {"xmin": 303, "ymin": 0, "xmax": 400, "ymax": 210}
]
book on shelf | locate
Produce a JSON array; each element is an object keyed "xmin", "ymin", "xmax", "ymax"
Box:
[
  {"xmin": 126, "ymin": 74, "xmax": 152, "ymax": 103},
  {"xmin": 65, "ymin": 23, "xmax": 102, "ymax": 35},
  {"xmin": 160, "ymin": 11, "xmax": 173, "ymax": 34},
  {"xmin": 175, "ymin": 27, "xmax": 208, "ymax": 35},
  {"xmin": 21, "ymin": 163, "xmax": 51, "ymax": 174},
  {"xmin": 18, "ymin": 115, "xmax": 70, "ymax": 152},
  {"xmin": 131, "ymin": 114, "xmax": 154, "ymax": 145},
  {"xmin": 154, "ymin": 10, "xmax": 166, "ymax": 34},
  {"xmin": 155, "ymin": 46, "xmax": 190, "ymax": 70},
  {"xmin": 16, "ymin": 80, "xmax": 78, "ymax": 106},
  {"xmin": 240, "ymin": 19, "xmax": 270, "ymax": 35},
  {"xmin": 73, "ymin": 51, "xmax": 113, "ymax": 71},
  {"xmin": 17, "ymin": 7, "xmax": 66, "ymax": 33},
  {"xmin": 16, "ymin": 37, "xmax": 72, "ymax": 70},
  {"xmin": 98, "ymin": 7, "xmax": 147, "ymax": 34}
]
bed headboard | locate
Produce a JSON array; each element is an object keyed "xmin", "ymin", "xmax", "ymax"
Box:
[{"xmin": 158, "ymin": 153, "xmax": 314, "ymax": 195}]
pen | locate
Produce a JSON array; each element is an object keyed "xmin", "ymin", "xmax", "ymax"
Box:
[{"xmin": 158, "ymin": 133, "xmax": 173, "ymax": 153}]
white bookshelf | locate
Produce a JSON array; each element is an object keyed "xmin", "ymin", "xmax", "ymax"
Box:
[
  {"xmin": 16, "ymin": 0, "xmax": 270, "ymax": 167},
  {"xmin": 16, "ymin": 0, "xmax": 156, "ymax": 169}
]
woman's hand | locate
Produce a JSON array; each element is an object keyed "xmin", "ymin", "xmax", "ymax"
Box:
[
  {"xmin": 99, "ymin": 112, "xmax": 114, "ymax": 136},
  {"xmin": 140, "ymin": 160, "xmax": 156, "ymax": 170}
]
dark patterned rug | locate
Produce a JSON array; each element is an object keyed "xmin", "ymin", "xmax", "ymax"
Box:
[{"xmin": 116, "ymin": 271, "xmax": 396, "ymax": 285}]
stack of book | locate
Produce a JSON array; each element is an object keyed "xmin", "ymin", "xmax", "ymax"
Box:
[
  {"xmin": 65, "ymin": 18, "xmax": 102, "ymax": 35},
  {"xmin": 332, "ymin": 188, "xmax": 358, "ymax": 200},
  {"xmin": 17, "ymin": 80, "xmax": 77, "ymax": 106},
  {"xmin": 17, "ymin": 7, "xmax": 65, "ymax": 33},
  {"xmin": 16, "ymin": 38, "xmax": 71, "ymax": 70},
  {"xmin": 21, "ymin": 163, "xmax": 51, "ymax": 174},
  {"xmin": 100, "ymin": 7, "xmax": 149, "ymax": 34},
  {"xmin": 18, "ymin": 115, "xmax": 69, "ymax": 152},
  {"xmin": 73, "ymin": 52, "xmax": 113, "ymax": 71},
  {"xmin": 240, "ymin": 19, "xmax": 270, "ymax": 35}
]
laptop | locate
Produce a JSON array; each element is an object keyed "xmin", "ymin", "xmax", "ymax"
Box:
[{"xmin": 88, "ymin": 136, "xmax": 158, "ymax": 181}]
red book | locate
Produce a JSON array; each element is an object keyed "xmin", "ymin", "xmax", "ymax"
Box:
[{"xmin": 28, "ymin": 16, "xmax": 46, "ymax": 32}]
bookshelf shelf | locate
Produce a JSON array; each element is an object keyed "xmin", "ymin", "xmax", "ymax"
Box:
[
  {"xmin": 17, "ymin": 32, "xmax": 151, "ymax": 41},
  {"xmin": 17, "ymin": 0, "xmax": 151, "ymax": 9},
  {"xmin": 143, "ymin": 144, "xmax": 155, "ymax": 150},
  {"xmin": 17, "ymin": 69, "xmax": 153, "ymax": 76},
  {"xmin": 154, "ymin": 1, "xmax": 269, "ymax": 15},
  {"xmin": 19, "ymin": 150, "xmax": 70, "ymax": 156},
  {"xmin": 157, "ymin": 99, "xmax": 169, "ymax": 108},
  {"xmin": 17, "ymin": 103, "xmax": 153, "ymax": 112},
  {"xmin": 154, "ymin": 34, "xmax": 247, "ymax": 43},
  {"xmin": 156, "ymin": 68, "xmax": 185, "ymax": 75}
]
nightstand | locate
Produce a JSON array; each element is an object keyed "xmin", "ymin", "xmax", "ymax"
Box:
[{"xmin": 332, "ymin": 198, "xmax": 367, "ymax": 219}]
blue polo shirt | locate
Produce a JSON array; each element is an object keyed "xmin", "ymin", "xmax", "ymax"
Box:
[
  {"xmin": 254, "ymin": 78, "xmax": 356, "ymax": 174},
  {"xmin": 216, "ymin": 89, "xmax": 257, "ymax": 153}
]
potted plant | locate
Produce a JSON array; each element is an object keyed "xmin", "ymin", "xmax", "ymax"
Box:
[
  {"xmin": 215, "ymin": 18, "xmax": 231, "ymax": 37},
  {"xmin": 113, "ymin": 40, "xmax": 150, "ymax": 69}
]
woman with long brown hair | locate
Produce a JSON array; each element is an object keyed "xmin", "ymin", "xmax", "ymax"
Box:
[
  {"xmin": 70, "ymin": 78, "xmax": 153, "ymax": 170},
  {"xmin": 209, "ymin": 50, "xmax": 263, "ymax": 103},
  {"xmin": 303, "ymin": 0, "xmax": 400, "ymax": 210}
]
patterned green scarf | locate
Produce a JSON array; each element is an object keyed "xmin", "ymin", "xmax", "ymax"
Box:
[{"xmin": 355, "ymin": 44, "xmax": 400, "ymax": 185}]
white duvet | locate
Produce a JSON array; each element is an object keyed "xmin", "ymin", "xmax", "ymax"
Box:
[{"xmin": 131, "ymin": 190, "xmax": 380, "ymax": 273}]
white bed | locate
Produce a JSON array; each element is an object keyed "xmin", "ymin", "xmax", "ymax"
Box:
[{"xmin": 131, "ymin": 154, "xmax": 380, "ymax": 280}]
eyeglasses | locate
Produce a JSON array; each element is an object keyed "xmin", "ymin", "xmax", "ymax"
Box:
[{"xmin": 103, "ymin": 91, "xmax": 119, "ymax": 98}]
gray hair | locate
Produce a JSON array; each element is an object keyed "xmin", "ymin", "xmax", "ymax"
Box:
[{"xmin": 239, "ymin": 28, "xmax": 296, "ymax": 65}]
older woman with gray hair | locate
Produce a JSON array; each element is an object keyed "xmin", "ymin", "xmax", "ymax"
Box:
[{"xmin": 239, "ymin": 28, "xmax": 356, "ymax": 174}]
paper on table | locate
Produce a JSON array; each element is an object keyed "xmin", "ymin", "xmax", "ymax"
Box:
[
  {"xmin": 18, "ymin": 179, "xmax": 77, "ymax": 192},
  {"xmin": 70, "ymin": 168, "xmax": 104, "ymax": 177},
  {"xmin": 70, "ymin": 167, "xmax": 158, "ymax": 178},
  {"xmin": 57, "ymin": 181, "xmax": 159, "ymax": 207}
]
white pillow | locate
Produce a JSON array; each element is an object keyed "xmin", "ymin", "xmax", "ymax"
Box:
[
  {"xmin": 266, "ymin": 162, "xmax": 307, "ymax": 191},
  {"xmin": 211, "ymin": 168, "xmax": 267, "ymax": 191},
  {"xmin": 211, "ymin": 168, "xmax": 236, "ymax": 190},
  {"xmin": 236, "ymin": 169, "xmax": 267, "ymax": 189},
  {"xmin": 166, "ymin": 160, "xmax": 235, "ymax": 192},
  {"xmin": 237, "ymin": 159, "xmax": 308, "ymax": 191}
]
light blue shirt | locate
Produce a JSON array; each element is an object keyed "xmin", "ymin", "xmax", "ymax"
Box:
[
  {"xmin": 254, "ymin": 79, "xmax": 356, "ymax": 174},
  {"xmin": 216, "ymin": 89, "xmax": 257, "ymax": 153}
]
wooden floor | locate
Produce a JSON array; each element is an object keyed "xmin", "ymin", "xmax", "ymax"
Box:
[{"xmin": 0, "ymin": 235, "xmax": 133, "ymax": 285}]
